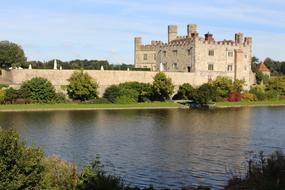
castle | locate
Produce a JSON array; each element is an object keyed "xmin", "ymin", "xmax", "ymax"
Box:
[{"xmin": 134, "ymin": 24, "xmax": 255, "ymax": 84}]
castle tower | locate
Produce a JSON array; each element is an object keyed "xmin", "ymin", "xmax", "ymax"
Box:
[
  {"xmin": 168, "ymin": 25, "xmax": 177, "ymax": 43},
  {"xmin": 235, "ymin": 33, "xmax": 244, "ymax": 45},
  {"xmin": 187, "ymin": 24, "xmax": 197, "ymax": 38}
]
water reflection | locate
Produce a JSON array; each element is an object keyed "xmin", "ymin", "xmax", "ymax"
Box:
[{"xmin": 0, "ymin": 107, "xmax": 285, "ymax": 189}]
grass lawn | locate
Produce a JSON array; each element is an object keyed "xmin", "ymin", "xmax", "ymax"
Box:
[
  {"xmin": 215, "ymin": 99, "xmax": 285, "ymax": 108},
  {"xmin": 0, "ymin": 102, "xmax": 182, "ymax": 111}
]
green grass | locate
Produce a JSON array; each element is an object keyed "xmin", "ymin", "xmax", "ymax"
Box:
[
  {"xmin": 215, "ymin": 99, "xmax": 285, "ymax": 108},
  {"xmin": 0, "ymin": 102, "xmax": 181, "ymax": 111}
]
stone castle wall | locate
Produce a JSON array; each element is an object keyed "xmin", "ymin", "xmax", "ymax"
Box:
[{"xmin": 1, "ymin": 69, "xmax": 254, "ymax": 96}]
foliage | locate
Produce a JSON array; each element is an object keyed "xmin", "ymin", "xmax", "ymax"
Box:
[
  {"xmin": 267, "ymin": 77, "xmax": 285, "ymax": 96},
  {"xmin": 43, "ymin": 155, "xmax": 78, "ymax": 190},
  {"xmin": 256, "ymin": 71, "xmax": 269, "ymax": 84},
  {"xmin": 119, "ymin": 82, "xmax": 153, "ymax": 102},
  {"xmin": 251, "ymin": 56, "xmax": 259, "ymax": 72},
  {"xmin": 233, "ymin": 79, "xmax": 245, "ymax": 92},
  {"xmin": 103, "ymin": 85, "xmax": 122, "ymax": 103},
  {"xmin": 20, "ymin": 77, "xmax": 56, "ymax": 103},
  {"xmin": 152, "ymin": 72, "xmax": 174, "ymax": 101},
  {"xmin": 0, "ymin": 41, "xmax": 27, "ymax": 68},
  {"xmin": 212, "ymin": 76, "xmax": 233, "ymax": 99},
  {"xmin": 4, "ymin": 88, "xmax": 21, "ymax": 104},
  {"xmin": 227, "ymin": 92, "xmax": 241, "ymax": 102},
  {"xmin": 0, "ymin": 128, "xmax": 46, "ymax": 190},
  {"xmin": 193, "ymin": 83, "xmax": 217, "ymax": 104},
  {"xmin": 53, "ymin": 93, "xmax": 67, "ymax": 103},
  {"xmin": 172, "ymin": 83, "xmax": 195, "ymax": 100},
  {"xmin": 249, "ymin": 85, "xmax": 268, "ymax": 101},
  {"xmin": 0, "ymin": 89, "xmax": 5, "ymax": 104},
  {"xmin": 67, "ymin": 71, "xmax": 98, "ymax": 101},
  {"xmin": 226, "ymin": 151, "xmax": 285, "ymax": 190},
  {"xmin": 0, "ymin": 84, "xmax": 8, "ymax": 89},
  {"xmin": 114, "ymin": 95, "xmax": 137, "ymax": 104},
  {"xmin": 241, "ymin": 92, "xmax": 257, "ymax": 102}
]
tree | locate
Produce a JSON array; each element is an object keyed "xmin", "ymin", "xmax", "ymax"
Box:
[
  {"xmin": 212, "ymin": 76, "xmax": 233, "ymax": 98},
  {"xmin": 172, "ymin": 83, "xmax": 195, "ymax": 100},
  {"xmin": 233, "ymin": 79, "xmax": 245, "ymax": 92},
  {"xmin": 193, "ymin": 83, "xmax": 217, "ymax": 104},
  {"xmin": 20, "ymin": 77, "xmax": 56, "ymax": 103},
  {"xmin": 251, "ymin": 56, "xmax": 259, "ymax": 72},
  {"xmin": 67, "ymin": 71, "xmax": 98, "ymax": 101},
  {"xmin": 0, "ymin": 128, "xmax": 46, "ymax": 190},
  {"xmin": 152, "ymin": 72, "xmax": 174, "ymax": 101},
  {"xmin": 256, "ymin": 71, "xmax": 269, "ymax": 84},
  {"xmin": 0, "ymin": 41, "xmax": 26, "ymax": 68}
]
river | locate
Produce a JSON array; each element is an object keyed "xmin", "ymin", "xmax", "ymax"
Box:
[{"xmin": 1, "ymin": 107, "xmax": 285, "ymax": 189}]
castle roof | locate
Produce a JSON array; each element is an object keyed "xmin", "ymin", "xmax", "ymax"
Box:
[{"xmin": 256, "ymin": 62, "xmax": 270, "ymax": 73}]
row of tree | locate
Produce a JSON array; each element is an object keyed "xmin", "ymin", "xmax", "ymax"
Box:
[{"xmin": 0, "ymin": 41, "xmax": 149, "ymax": 70}]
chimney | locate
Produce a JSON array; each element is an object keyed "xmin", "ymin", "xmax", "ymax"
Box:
[
  {"xmin": 205, "ymin": 32, "xmax": 214, "ymax": 42},
  {"xmin": 235, "ymin": 33, "xmax": 244, "ymax": 44}
]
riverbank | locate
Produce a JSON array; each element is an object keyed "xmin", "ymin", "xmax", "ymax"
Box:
[
  {"xmin": 215, "ymin": 100, "xmax": 285, "ymax": 108},
  {"xmin": 0, "ymin": 102, "xmax": 184, "ymax": 112}
]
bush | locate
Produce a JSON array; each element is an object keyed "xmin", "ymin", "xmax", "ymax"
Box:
[
  {"xmin": 67, "ymin": 71, "xmax": 98, "ymax": 101},
  {"xmin": 53, "ymin": 92, "xmax": 67, "ymax": 103},
  {"xmin": 242, "ymin": 92, "xmax": 257, "ymax": 101},
  {"xmin": 227, "ymin": 92, "xmax": 241, "ymax": 102},
  {"xmin": 193, "ymin": 83, "xmax": 217, "ymax": 104},
  {"xmin": 114, "ymin": 95, "xmax": 137, "ymax": 104},
  {"xmin": 20, "ymin": 77, "xmax": 56, "ymax": 103},
  {"xmin": 0, "ymin": 128, "xmax": 46, "ymax": 189},
  {"xmin": 212, "ymin": 76, "xmax": 233, "ymax": 98},
  {"xmin": 250, "ymin": 85, "xmax": 268, "ymax": 101},
  {"xmin": 152, "ymin": 72, "xmax": 174, "ymax": 101},
  {"xmin": 103, "ymin": 85, "xmax": 121, "ymax": 103},
  {"xmin": 226, "ymin": 151, "xmax": 285, "ymax": 190},
  {"xmin": 267, "ymin": 77, "xmax": 285, "ymax": 96},
  {"xmin": 0, "ymin": 89, "xmax": 5, "ymax": 104},
  {"xmin": 43, "ymin": 155, "xmax": 78, "ymax": 190},
  {"xmin": 119, "ymin": 82, "xmax": 153, "ymax": 102},
  {"xmin": 172, "ymin": 83, "xmax": 195, "ymax": 100},
  {"xmin": 3, "ymin": 87, "xmax": 21, "ymax": 104}
]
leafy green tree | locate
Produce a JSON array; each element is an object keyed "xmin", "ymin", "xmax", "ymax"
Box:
[
  {"xmin": 119, "ymin": 82, "xmax": 153, "ymax": 102},
  {"xmin": 256, "ymin": 71, "xmax": 269, "ymax": 84},
  {"xmin": 103, "ymin": 85, "xmax": 122, "ymax": 103},
  {"xmin": 212, "ymin": 76, "xmax": 233, "ymax": 98},
  {"xmin": 173, "ymin": 83, "xmax": 195, "ymax": 100},
  {"xmin": 251, "ymin": 56, "xmax": 259, "ymax": 72},
  {"xmin": 193, "ymin": 83, "xmax": 217, "ymax": 104},
  {"xmin": 267, "ymin": 77, "xmax": 285, "ymax": 96},
  {"xmin": 3, "ymin": 87, "xmax": 21, "ymax": 104},
  {"xmin": 0, "ymin": 41, "xmax": 26, "ymax": 68},
  {"xmin": 67, "ymin": 71, "xmax": 98, "ymax": 101},
  {"xmin": 152, "ymin": 72, "xmax": 174, "ymax": 101},
  {"xmin": 20, "ymin": 77, "xmax": 56, "ymax": 103},
  {"xmin": 233, "ymin": 79, "xmax": 245, "ymax": 92},
  {"xmin": 0, "ymin": 128, "xmax": 46, "ymax": 190}
]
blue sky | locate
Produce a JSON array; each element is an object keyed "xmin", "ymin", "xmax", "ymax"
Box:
[{"xmin": 0, "ymin": 0, "xmax": 284, "ymax": 64}]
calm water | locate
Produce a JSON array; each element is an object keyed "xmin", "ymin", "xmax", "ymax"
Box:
[{"xmin": 1, "ymin": 107, "xmax": 285, "ymax": 189}]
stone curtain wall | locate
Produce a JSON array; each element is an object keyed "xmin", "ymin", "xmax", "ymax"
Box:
[{"xmin": 1, "ymin": 69, "xmax": 254, "ymax": 96}]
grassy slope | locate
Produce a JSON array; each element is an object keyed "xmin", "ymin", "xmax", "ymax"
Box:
[
  {"xmin": 0, "ymin": 102, "xmax": 181, "ymax": 111},
  {"xmin": 215, "ymin": 100, "xmax": 285, "ymax": 107}
]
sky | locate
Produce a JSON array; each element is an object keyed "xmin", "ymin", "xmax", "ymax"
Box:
[{"xmin": 0, "ymin": 0, "xmax": 284, "ymax": 64}]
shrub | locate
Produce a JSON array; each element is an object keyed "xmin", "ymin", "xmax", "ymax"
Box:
[
  {"xmin": 0, "ymin": 84, "xmax": 8, "ymax": 89},
  {"xmin": 233, "ymin": 79, "xmax": 246, "ymax": 92},
  {"xmin": 227, "ymin": 92, "xmax": 241, "ymax": 102},
  {"xmin": 53, "ymin": 92, "xmax": 67, "ymax": 103},
  {"xmin": 250, "ymin": 85, "xmax": 268, "ymax": 101},
  {"xmin": 43, "ymin": 155, "xmax": 78, "ymax": 190},
  {"xmin": 172, "ymin": 83, "xmax": 195, "ymax": 100},
  {"xmin": 242, "ymin": 92, "xmax": 257, "ymax": 101},
  {"xmin": 226, "ymin": 151, "xmax": 285, "ymax": 190},
  {"xmin": 0, "ymin": 128, "xmax": 46, "ymax": 189},
  {"xmin": 256, "ymin": 71, "xmax": 269, "ymax": 84},
  {"xmin": 67, "ymin": 71, "xmax": 98, "ymax": 101},
  {"xmin": 103, "ymin": 85, "xmax": 122, "ymax": 103},
  {"xmin": 20, "ymin": 77, "xmax": 56, "ymax": 103},
  {"xmin": 193, "ymin": 83, "xmax": 217, "ymax": 104},
  {"xmin": 0, "ymin": 89, "xmax": 5, "ymax": 104},
  {"xmin": 152, "ymin": 72, "xmax": 174, "ymax": 101},
  {"xmin": 212, "ymin": 76, "xmax": 233, "ymax": 98},
  {"xmin": 267, "ymin": 77, "xmax": 285, "ymax": 96},
  {"xmin": 119, "ymin": 82, "xmax": 153, "ymax": 102},
  {"xmin": 3, "ymin": 87, "xmax": 20, "ymax": 104},
  {"xmin": 114, "ymin": 95, "xmax": 137, "ymax": 104}
]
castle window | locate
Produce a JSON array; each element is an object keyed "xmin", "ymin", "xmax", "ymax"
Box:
[
  {"xmin": 208, "ymin": 64, "xmax": 214, "ymax": 71},
  {"xmin": 187, "ymin": 66, "xmax": 191, "ymax": 72},
  {"xmin": 143, "ymin": 54, "xmax": 147, "ymax": 60},
  {"xmin": 228, "ymin": 51, "xmax": 233, "ymax": 57},
  {"xmin": 227, "ymin": 65, "xmax": 233, "ymax": 71},
  {"xmin": 173, "ymin": 50, "xmax": 178, "ymax": 56},
  {"xmin": 208, "ymin": 50, "xmax": 215, "ymax": 56}
]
